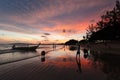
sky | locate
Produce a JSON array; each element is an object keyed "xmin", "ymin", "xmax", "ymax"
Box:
[{"xmin": 0, "ymin": 0, "xmax": 115, "ymax": 44}]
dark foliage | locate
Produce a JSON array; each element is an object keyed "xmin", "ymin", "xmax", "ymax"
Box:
[
  {"xmin": 65, "ymin": 39, "xmax": 78, "ymax": 45},
  {"xmin": 86, "ymin": 0, "xmax": 120, "ymax": 41}
]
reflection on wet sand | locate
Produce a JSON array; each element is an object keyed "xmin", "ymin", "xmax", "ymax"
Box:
[
  {"xmin": 41, "ymin": 51, "xmax": 46, "ymax": 62},
  {"xmin": 76, "ymin": 44, "xmax": 82, "ymax": 73},
  {"xmin": 41, "ymin": 56, "xmax": 45, "ymax": 62},
  {"xmin": 90, "ymin": 49, "xmax": 120, "ymax": 80},
  {"xmin": 0, "ymin": 51, "xmax": 39, "ymax": 65},
  {"xmin": 0, "ymin": 45, "xmax": 120, "ymax": 80},
  {"xmin": 76, "ymin": 53, "xmax": 82, "ymax": 73}
]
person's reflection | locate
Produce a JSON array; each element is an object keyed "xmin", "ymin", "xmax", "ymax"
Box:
[
  {"xmin": 41, "ymin": 51, "xmax": 46, "ymax": 62},
  {"xmin": 64, "ymin": 45, "xmax": 66, "ymax": 51},
  {"xmin": 76, "ymin": 53, "xmax": 82, "ymax": 73},
  {"xmin": 53, "ymin": 43, "xmax": 56, "ymax": 51},
  {"xmin": 76, "ymin": 45, "xmax": 82, "ymax": 73}
]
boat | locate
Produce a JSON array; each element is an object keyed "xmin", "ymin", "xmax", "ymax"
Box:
[{"xmin": 12, "ymin": 43, "xmax": 40, "ymax": 51}]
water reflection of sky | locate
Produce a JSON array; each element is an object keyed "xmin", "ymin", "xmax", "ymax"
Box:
[
  {"xmin": 0, "ymin": 45, "xmax": 120, "ymax": 80},
  {"xmin": 0, "ymin": 44, "xmax": 53, "ymax": 64},
  {"xmin": 43, "ymin": 48, "xmax": 107, "ymax": 80}
]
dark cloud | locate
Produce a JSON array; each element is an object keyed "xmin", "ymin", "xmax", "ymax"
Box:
[
  {"xmin": 62, "ymin": 29, "xmax": 66, "ymax": 33},
  {"xmin": 62, "ymin": 29, "xmax": 76, "ymax": 34},
  {"xmin": 41, "ymin": 36, "xmax": 46, "ymax": 37},
  {"xmin": 0, "ymin": 0, "xmax": 115, "ymax": 38},
  {"xmin": 90, "ymin": 19, "xmax": 95, "ymax": 22},
  {"xmin": 43, "ymin": 33, "xmax": 51, "ymax": 35}
]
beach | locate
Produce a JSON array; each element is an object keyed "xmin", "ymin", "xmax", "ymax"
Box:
[
  {"xmin": 0, "ymin": 45, "xmax": 120, "ymax": 80},
  {"xmin": 81, "ymin": 41, "xmax": 120, "ymax": 56}
]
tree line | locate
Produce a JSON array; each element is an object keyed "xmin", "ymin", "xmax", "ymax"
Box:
[
  {"xmin": 65, "ymin": 0, "xmax": 120, "ymax": 45},
  {"xmin": 85, "ymin": 0, "xmax": 120, "ymax": 42}
]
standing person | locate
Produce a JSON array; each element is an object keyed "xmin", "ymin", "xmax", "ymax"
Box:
[
  {"xmin": 12, "ymin": 44, "xmax": 15, "ymax": 49},
  {"xmin": 77, "ymin": 44, "xmax": 80, "ymax": 57}
]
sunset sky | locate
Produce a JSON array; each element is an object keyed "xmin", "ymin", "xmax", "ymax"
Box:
[{"xmin": 0, "ymin": 0, "xmax": 115, "ymax": 44}]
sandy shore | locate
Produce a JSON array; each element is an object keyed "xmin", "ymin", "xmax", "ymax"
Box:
[
  {"xmin": 0, "ymin": 49, "xmax": 82, "ymax": 80},
  {"xmin": 0, "ymin": 46, "xmax": 120, "ymax": 80},
  {"xmin": 0, "ymin": 49, "xmax": 14, "ymax": 54}
]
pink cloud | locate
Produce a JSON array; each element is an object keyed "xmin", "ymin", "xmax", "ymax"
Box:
[{"xmin": 0, "ymin": 0, "xmax": 115, "ymax": 43}]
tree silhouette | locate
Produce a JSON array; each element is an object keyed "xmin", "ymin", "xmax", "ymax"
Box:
[
  {"xmin": 65, "ymin": 39, "xmax": 78, "ymax": 45},
  {"xmin": 86, "ymin": 0, "xmax": 120, "ymax": 41},
  {"xmin": 86, "ymin": 24, "xmax": 96, "ymax": 40}
]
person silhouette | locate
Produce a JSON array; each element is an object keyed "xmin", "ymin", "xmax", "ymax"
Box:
[
  {"xmin": 76, "ymin": 44, "xmax": 80, "ymax": 57},
  {"xmin": 83, "ymin": 49, "xmax": 88, "ymax": 59},
  {"xmin": 83, "ymin": 49, "xmax": 88, "ymax": 54},
  {"xmin": 41, "ymin": 51, "xmax": 45, "ymax": 55},
  {"xmin": 12, "ymin": 44, "xmax": 15, "ymax": 49}
]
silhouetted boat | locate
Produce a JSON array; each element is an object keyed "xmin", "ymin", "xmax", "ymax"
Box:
[{"xmin": 12, "ymin": 43, "xmax": 40, "ymax": 51}]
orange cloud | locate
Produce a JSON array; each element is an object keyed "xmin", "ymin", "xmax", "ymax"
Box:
[{"xmin": 0, "ymin": 0, "xmax": 115, "ymax": 43}]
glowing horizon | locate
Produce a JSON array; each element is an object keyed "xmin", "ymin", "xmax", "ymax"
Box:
[{"xmin": 0, "ymin": 0, "xmax": 115, "ymax": 44}]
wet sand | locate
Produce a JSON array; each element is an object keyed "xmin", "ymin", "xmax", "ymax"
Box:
[
  {"xmin": 0, "ymin": 45, "xmax": 63, "ymax": 65},
  {"xmin": 0, "ymin": 46, "xmax": 120, "ymax": 80},
  {"xmin": 81, "ymin": 42, "xmax": 120, "ymax": 55},
  {"xmin": 0, "ymin": 49, "xmax": 79, "ymax": 80},
  {"xmin": 0, "ymin": 49, "xmax": 18, "ymax": 54}
]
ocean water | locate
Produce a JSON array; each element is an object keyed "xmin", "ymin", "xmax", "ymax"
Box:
[
  {"xmin": 0, "ymin": 44, "xmax": 12, "ymax": 50},
  {"xmin": 0, "ymin": 45, "xmax": 120, "ymax": 80},
  {"xmin": 0, "ymin": 44, "xmax": 59, "ymax": 64}
]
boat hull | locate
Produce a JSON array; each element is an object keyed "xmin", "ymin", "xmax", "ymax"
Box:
[{"xmin": 12, "ymin": 43, "xmax": 40, "ymax": 51}]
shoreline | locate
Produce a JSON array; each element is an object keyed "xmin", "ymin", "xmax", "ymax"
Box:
[
  {"xmin": 81, "ymin": 41, "xmax": 120, "ymax": 55},
  {"xmin": 0, "ymin": 46, "xmax": 63, "ymax": 65},
  {"xmin": 0, "ymin": 49, "xmax": 19, "ymax": 54}
]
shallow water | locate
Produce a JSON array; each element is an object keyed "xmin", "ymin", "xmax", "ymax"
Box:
[
  {"xmin": 0, "ymin": 45, "xmax": 120, "ymax": 80},
  {"xmin": 0, "ymin": 44, "xmax": 12, "ymax": 50},
  {"xmin": 0, "ymin": 45, "xmax": 58, "ymax": 64}
]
